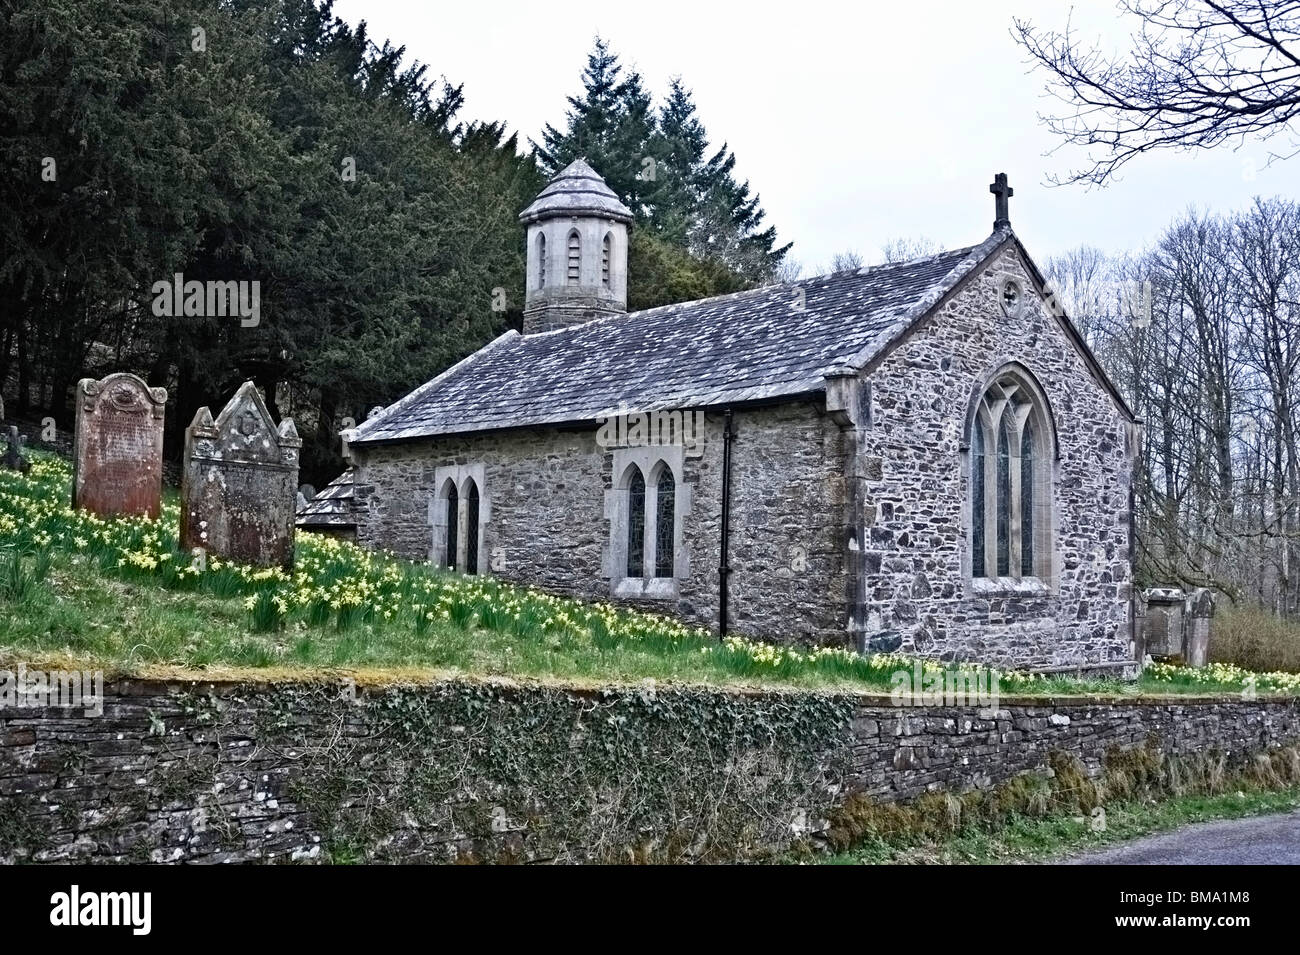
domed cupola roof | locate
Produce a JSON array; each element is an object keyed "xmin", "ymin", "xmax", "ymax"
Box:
[{"xmin": 519, "ymin": 158, "xmax": 634, "ymax": 225}]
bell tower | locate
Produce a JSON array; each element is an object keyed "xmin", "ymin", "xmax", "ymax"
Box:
[{"xmin": 520, "ymin": 158, "xmax": 633, "ymax": 334}]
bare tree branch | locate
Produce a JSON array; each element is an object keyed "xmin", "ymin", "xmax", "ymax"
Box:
[{"xmin": 1014, "ymin": 1, "xmax": 1300, "ymax": 184}]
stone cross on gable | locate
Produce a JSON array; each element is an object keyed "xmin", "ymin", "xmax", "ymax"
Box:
[{"xmin": 989, "ymin": 172, "xmax": 1013, "ymax": 229}]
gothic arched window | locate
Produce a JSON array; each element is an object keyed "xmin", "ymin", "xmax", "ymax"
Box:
[
  {"xmin": 968, "ymin": 369, "xmax": 1052, "ymax": 582},
  {"xmin": 654, "ymin": 467, "xmax": 675, "ymax": 578},
  {"xmin": 1020, "ymin": 420, "xmax": 1035, "ymax": 577},
  {"xmin": 971, "ymin": 422, "xmax": 986, "ymax": 578},
  {"xmin": 626, "ymin": 467, "xmax": 645, "ymax": 578},
  {"xmin": 567, "ymin": 230, "xmax": 581, "ymax": 285},
  {"xmin": 444, "ymin": 483, "xmax": 459, "ymax": 570},
  {"xmin": 465, "ymin": 480, "xmax": 480, "ymax": 575},
  {"xmin": 601, "ymin": 233, "xmax": 612, "ymax": 288},
  {"xmin": 996, "ymin": 416, "xmax": 1012, "ymax": 577},
  {"xmin": 537, "ymin": 233, "xmax": 546, "ymax": 288}
]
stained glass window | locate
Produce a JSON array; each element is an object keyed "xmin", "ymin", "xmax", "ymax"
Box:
[
  {"xmin": 567, "ymin": 230, "xmax": 581, "ymax": 285},
  {"xmin": 1021, "ymin": 422, "xmax": 1034, "ymax": 577},
  {"xmin": 654, "ymin": 469, "xmax": 675, "ymax": 578},
  {"xmin": 972, "ymin": 423, "xmax": 985, "ymax": 578},
  {"xmin": 465, "ymin": 482, "xmax": 480, "ymax": 575},
  {"xmin": 996, "ymin": 419, "xmax": 1011, "ymax": 577},
  {"xmin": 445, "ymin": 485, "xmax": 458, "ymax": 570},
  {"xmin": 626, "ymin": 469, "xmax": 645, "ymax": 578}
]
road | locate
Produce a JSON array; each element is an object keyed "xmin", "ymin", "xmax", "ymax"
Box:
[{"xmin": 1065, "ymin": 810, "xmax": 1300, "ymax": 864}]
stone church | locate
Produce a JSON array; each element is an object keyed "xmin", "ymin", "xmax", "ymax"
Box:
[{"xmin": 344, "ymin": 160, "xmax": 1140, "ymax": 672}]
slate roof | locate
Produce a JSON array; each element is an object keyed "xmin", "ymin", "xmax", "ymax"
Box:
[
  {"xmin": 349, "ymin": 230, "xmax": 1013, "ymax": 445},
  {"xmin": 519, "ymin": 158, "xmax": 634, "ymax": 224},
  {"xmin": 296, "ymin": 469, "xmax": 356, "ymax": 529}
]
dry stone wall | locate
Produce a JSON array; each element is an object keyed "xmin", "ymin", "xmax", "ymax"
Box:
[{"xmin": 1, "ymin": 676, "xmax": 1296, "ymax": 864}]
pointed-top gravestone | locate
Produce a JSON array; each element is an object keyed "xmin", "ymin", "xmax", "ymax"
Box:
[
  {"xmin": 72, "ymin": 373, "xmax": 167, "ymax": 518},
  {"xmin": 180, "ymin": 381, "xmax": 302, "ymax": 568}
]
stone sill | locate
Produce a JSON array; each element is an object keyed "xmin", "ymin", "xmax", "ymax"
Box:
[
  {"xmin": 612, "ymin": 577, "xmax": 678, "ymax": 601},
  {"xmin": 969, "ymin": 575, "xmax": 1052, "ymax": 598}
]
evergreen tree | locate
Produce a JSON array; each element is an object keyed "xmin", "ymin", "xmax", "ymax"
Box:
[
  {"xmin": 535, "ymin": 37, "xmax": 662, "ymax": 214},
  {"xmin": 537, "ymin": 43, "xmax": 789, "ymax": 285}
]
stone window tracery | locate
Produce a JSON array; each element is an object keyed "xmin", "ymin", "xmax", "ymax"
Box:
[{"xmin": 969, "ymin": 369, "xmax": 1052, "ymax": 583}]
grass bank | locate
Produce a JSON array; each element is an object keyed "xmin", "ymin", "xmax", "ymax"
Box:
[{"xmin": 3, "ymin": 452, "xmax": 1299, "ymax": 697}]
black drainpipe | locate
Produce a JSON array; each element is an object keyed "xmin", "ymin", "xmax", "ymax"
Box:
[
  {"xmin": 1129, "ymin": 471, "xmax": 1139, "ymax": 659},
  {"xmin": 719, "ymin": 409, "xmax": 734, "ymax": 641}
]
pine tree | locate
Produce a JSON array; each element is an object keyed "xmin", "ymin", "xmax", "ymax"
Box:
[
  {"xmin": 538, "ymin": 46, "xmax": 790, "ymax": 285},
  {"xmin": 692, "ymin": 144, "xmax": 790, "ymax": 283},
  {"xmin": 535, "ymin": 37, "xmax": 660, "ymax": 212}
]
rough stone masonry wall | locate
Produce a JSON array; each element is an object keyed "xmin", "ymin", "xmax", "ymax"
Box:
[
  {"xmin": 351, "ymin": 399, "xmax": 849, "ymax": 644},
  {"xmin": 1, "ymin": 677, "xmax": 1297, "ymax": 864},
  {"xmin": 858, "ymin": 245, "xmax": 1136, "ymax": 668}
]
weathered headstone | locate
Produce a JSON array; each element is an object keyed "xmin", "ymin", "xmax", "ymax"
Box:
[
  {"xmin": 72, "ymin": 373, "xmax": 167, "ymax": 518},
  {"xmin": 1185, "ymin": 587, "xmax": 1215, "ymax": 668},
  {"xmin": 1137, "ymin": 587, "xmax": 1184, "ymax": 661},
  {"xmin": 2, "ymin": 425, "xmax": 30, "ymax": 473},
  {"xmin": 180, "ymin": 381, "xmax": 301, "ymax": 568},
  {"xmin": 1137, "ymin": 585, "xmax": 1216, "ymax": 668}
]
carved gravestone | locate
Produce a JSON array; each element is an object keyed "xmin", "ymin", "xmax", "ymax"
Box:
[
  {"xmin": 72, "ymin": 373, "xmax": 168, "ymax": 518},
  {"xmin": 1138, "ymin": 586, "xmax": 1215, "ymax": 668},
  {"xmin": 181, "ymin": 382, "xmax": 301, "ymax": 568},
  {"xmin": 3, "ymin": 426, "xmax": 30, "ymax": 473}
]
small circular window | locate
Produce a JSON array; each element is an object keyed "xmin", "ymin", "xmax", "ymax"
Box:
[{"xmin": 1001, "ymin": 279, "xmax": 1022, "ymax": 317}]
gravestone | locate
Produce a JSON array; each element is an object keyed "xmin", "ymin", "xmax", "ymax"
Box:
[
  {"xmin": 72, "ymin": 373, "xmax": 168, "ymax": 518},
  {"xmin": 1137, "ymin": 586, "xmax": 1215, "ymax": 668},
  {"xmin": 2, "ymin": 425, "xmax": 30, "ymax": 473},
  {"xmin": 1185, "ymin": 587, "xmax": 1215, "ymax": 668},
  {"xmin": 180, "ymin": 381, "xmax": 301, "ymax": 568}
]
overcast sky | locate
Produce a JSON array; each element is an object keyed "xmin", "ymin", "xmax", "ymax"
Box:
[{"xmin": 333, "ymin": 0, "xmax": 1299, "ymax": 272}]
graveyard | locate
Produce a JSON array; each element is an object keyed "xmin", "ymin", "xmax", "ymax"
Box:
[
  {"xmin": 2, "ymin": 447, "xmax": 1297, "ymax": 698},
  {"xmin": 3, "ymin": 0, "xmax": 1300, "ymax": 882}
]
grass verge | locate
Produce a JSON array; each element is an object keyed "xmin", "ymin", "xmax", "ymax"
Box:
[{"xmin": 828, "ymin": 787, "xmax": 1300, "ymax": 864}]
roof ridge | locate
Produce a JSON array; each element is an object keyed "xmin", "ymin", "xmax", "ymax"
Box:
[
  {"xmin": 535, "ymin": 241, "xmax": 982, "ymax": 336},
  {"xmin": 347, "ymin": 232, "xmax": 1013, "ymax": 446}
]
